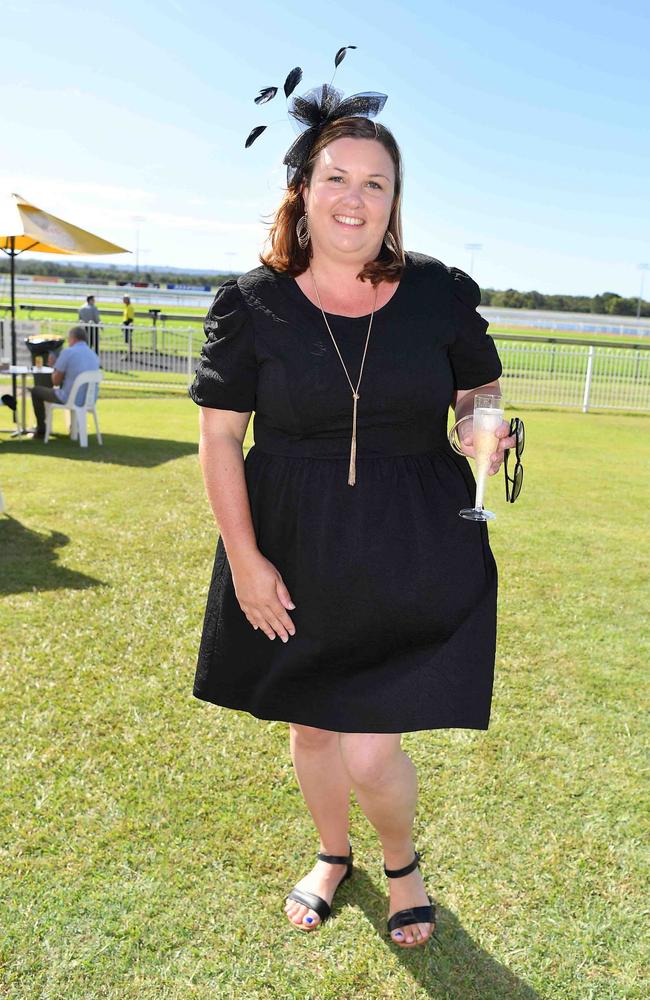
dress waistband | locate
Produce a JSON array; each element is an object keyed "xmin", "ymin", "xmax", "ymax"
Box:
[{"xmin": 252, "ymin": 422, "xmax": 451, "ymax": 459}]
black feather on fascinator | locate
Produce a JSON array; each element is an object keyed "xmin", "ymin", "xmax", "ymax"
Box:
[{"xmin": 244, "ymin": 46, "xmax": 388, "ymax": 186}]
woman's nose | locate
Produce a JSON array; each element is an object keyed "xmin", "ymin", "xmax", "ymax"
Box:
[{"xmin": 341, "ymin": 187, "xmax": 364, "ymax": 206}]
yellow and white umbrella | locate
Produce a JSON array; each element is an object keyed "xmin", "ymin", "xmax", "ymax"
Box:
[
  {"xmin": 0, "ymin": 192, "xmax": 128, "ymax": 256},
  {"xmin": 0, "ymin": 192, "xmax": 128, "ymax": 408}
]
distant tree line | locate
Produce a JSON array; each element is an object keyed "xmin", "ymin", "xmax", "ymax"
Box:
[
  {"xmin": 0, "ymin": 259, "xmax": 234, "ymax": 289},
  {"xmin": 480, "ymin": 286, "xmax": 649, "ymax": 318},
  {"xmin": 1, "ymin": 258, "xmax": 648, "ymax": 317}
]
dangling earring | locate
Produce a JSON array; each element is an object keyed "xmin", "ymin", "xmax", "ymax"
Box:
[
  {"xmin": 296, "ymin": 212, "xmax": 311, "ymax": 250},
  {"xmin": 383, "ymin": 229, "xmax": 399, "ymax": 255}
]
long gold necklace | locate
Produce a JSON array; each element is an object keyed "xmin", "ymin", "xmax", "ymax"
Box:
[{"xmin": 309, "ymin": 266, "xmax": 377, "ymax": 486}]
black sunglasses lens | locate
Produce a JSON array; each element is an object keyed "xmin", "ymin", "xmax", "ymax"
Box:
[
  {"xmin": 512, "ymin": 465, "xmax": 523, "ymax": 501},
  {"xmin": 517, "ymin": 421, "xmax": 525, "ymax": 455},
  {"xmin": 510, "ymin": 418, "xmax": 525, "ymax": 456}
]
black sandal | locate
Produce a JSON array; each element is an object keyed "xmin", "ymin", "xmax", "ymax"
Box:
[
  {"xmin": 384, "ymin": 850, "xmax": 436, "ymax": 942},
  {"xmin": 285, "ymin": 844, "xmax": 353, "ymax": 927}
]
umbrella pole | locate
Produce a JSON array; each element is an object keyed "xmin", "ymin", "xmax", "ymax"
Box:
[
  {"xmin": 10, "ymin": 236, "xmax": 17, "ymax": 424},
  {"xmin": 10, "ymin": 236, "xmax": 16, "ymax": 364}
]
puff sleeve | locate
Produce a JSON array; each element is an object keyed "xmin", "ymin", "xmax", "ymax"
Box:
[
  {"xmin": 447, "ymin": 266, "xmax": 502, "ymax": 390},
  {"xmin": 188, "ymin": 279, "xmax": 257, "ymax": 411}
]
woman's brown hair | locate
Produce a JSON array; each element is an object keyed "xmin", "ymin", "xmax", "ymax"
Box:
[{"xmin": 260, "ymin": 117, "xmax": 405, "ymax": 287}]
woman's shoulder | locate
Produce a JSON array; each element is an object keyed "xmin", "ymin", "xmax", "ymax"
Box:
[
  {"xmin": 236, "ymin": 264, "xmax": 286, "ymax": 299},
  {"xmin": 233, "ymin": 264, "xmax": 290, "ymax": 323},
  {"xmin": 404, "ymin": 250, "xmax": 450, "ymax": 276},
  {"xmin": 405, "ymin": 251, "xmax": 481, "ymax": 306}
]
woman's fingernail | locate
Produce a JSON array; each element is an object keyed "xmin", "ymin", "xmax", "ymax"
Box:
[{"xmin": 288, "ymin": 603, "xmax": 296, "ymax": 609}]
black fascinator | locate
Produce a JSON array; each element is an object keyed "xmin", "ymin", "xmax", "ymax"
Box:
[{"xmin": 245, "ymin": 47, "xmax": 388, "ymax": 187}]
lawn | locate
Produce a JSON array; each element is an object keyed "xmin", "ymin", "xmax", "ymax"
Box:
[{"xmin": 0, "ymin": 399, "xmax": 648, "ymax": 1000}]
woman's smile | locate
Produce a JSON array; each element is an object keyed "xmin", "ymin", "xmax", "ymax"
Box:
[{"xmin": 333, "ymin": 214, "xmax": 365, "ymax": 228}]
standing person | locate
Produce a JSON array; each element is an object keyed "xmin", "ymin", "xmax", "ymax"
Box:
[
  {"xmin": 122, "ymin": 295, "xmax": 135, "ymax": 361},
  {"xmin": 78, "ymin": 295, "xmax": 101, "ymax": 352},
  {"xmin": 189, "ymin": 55, "xmax": 516, "ymax": 948},
  {"xmin": 30, "ymin": 326, "xmax": 99, "ymax": 437}
]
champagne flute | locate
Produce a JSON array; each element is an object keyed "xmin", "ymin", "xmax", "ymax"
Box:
[{"xmin": 448, "ymin": 394, "xmax": 504, "ymax": 521}]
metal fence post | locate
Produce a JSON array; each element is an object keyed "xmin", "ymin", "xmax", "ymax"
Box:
[
  {"xmin": 582, "ymin": 345, "xmax": 596, "ymax": 412},
  {"xmin": 187, "ymin": 332, "xmax": 194, "ymax": 386}
]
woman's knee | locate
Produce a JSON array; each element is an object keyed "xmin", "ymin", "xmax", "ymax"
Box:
[
  {"xmin": 289, "ymin": 722, "xmax": 339, "ymax": 750},
  {"xmin": 339, "ymin": 733, "xmax": 403, "ymax": 788}
]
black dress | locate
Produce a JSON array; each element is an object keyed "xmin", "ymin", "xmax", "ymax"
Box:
[{"xmin": 189, "ymin": 251, "xmax": 503, "ymax": 733}]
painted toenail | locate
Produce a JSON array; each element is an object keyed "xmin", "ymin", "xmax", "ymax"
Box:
[{"xmin": 305, "ymin": 916, "xmax": 314, "ymax": 923}]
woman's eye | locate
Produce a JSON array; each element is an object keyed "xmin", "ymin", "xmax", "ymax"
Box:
[
  {"xmin": 367, "ymin": 181, "xmax": 382, "ymax": 189},
  {"xmin": 329, "ymin": 175, "xmax": 344, "ymax": 182}
]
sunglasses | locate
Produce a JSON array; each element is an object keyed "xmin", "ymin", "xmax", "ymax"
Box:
[{"xmin": 504, "ymin": 417, "xmax": 525, "ymax": 503}]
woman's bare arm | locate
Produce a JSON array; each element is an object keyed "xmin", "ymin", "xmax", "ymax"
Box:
[
  {"xmin": 197, "ymin": 407, "xmax": 296, "ymax": 642},
  {"xmin": 198, "ymin": 406, "xmax": 258, "ymax": 562}
]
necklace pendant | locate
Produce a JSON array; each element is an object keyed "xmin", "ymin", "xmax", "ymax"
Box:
[{"xmin": 308, "ymin": 265, "xmax": 377, "ymax": 488}]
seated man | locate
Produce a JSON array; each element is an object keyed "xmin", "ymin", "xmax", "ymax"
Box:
[{"xmin": 30, "ymin": 326, "xmax": 100, "ymax": 438}]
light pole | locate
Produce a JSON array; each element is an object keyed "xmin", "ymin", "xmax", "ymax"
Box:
[
  {"xmin": 132, "ymin": 215, "xmax": 146, "ymax": 278},
  {"xmin": 465, "ymin": 243, "xmax": 483, "ymax": 278},
  {"xmin": 637, "ymin": 263, "xmax": 650, "ymax": 319}
]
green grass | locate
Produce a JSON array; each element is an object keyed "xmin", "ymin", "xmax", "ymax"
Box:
[{"xmin": 1, "ymin": 401, "xmax": 648, "ymax": 1000}]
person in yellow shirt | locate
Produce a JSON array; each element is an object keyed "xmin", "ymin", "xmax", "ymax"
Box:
[{"xmin": 122, "ymin": 295, "xmax": 135, "ymax": 359}]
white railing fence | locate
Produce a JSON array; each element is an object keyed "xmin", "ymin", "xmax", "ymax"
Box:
[
  {"xmin": 3, "ymin": 317, "xmax": 649, "ymax": 412},
  {"xmin": 495, "ymin": 338, "xmax": 650, "ymax": 412},
  {"xmin": 7, "ymin": 319, "xmax": 199, "ymax": 381},
  {"xmin": 484, "ymin": 307, "xmax": 650, "ymax": 338}
]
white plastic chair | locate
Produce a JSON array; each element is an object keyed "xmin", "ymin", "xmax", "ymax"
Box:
[{"xmin": 44, "ymin": 370, "xmax": 104, "ymax": 447}]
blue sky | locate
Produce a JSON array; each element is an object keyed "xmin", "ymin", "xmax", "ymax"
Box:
[{"xmin": 1, "ymin": 0, "xmax": 648, "ymax": 296}]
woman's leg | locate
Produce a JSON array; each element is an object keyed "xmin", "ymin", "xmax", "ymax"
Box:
[
  {"xmin": 338, "ymin": 733, "xmax": 434, "ymax": 946},
  {"xmin": 284, "ymin": 723, "xmax": 352, "ymax": 930}
]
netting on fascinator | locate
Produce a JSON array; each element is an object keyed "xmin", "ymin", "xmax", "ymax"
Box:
[{"xmin": 244, "ymin": 46, "xmax": 388, "ymax": 187}]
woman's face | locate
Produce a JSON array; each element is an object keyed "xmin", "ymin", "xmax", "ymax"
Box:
[{"xmin": 302, "ymin": 137, "xmax": 396, "ymax": 265}]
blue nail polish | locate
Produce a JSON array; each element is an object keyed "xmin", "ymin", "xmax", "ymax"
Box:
[{"xmin": 305, "ymin": 916, "xmax": 314, "ymax": 924}]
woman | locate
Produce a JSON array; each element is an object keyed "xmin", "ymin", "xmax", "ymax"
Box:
[{"xmin": 189, "ymin": 110, "xmax": 514, "ymax": 948}]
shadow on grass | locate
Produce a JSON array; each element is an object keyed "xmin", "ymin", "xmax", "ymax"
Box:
[
  {"xmin": 0, "ymin": 433, "xmax": 197, "ymax": 468},
  {"xmin": 337, "ymin": 868, "xmax": 540, "ymax": 999},
  {"xmin": 0, "ymin": 516, "xmax": 105, "ymax": 595}
]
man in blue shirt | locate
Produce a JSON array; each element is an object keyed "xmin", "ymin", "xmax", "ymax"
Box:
[{"xmin": 30, "ymin": 326, "xmax": 100, "ymax": 438}]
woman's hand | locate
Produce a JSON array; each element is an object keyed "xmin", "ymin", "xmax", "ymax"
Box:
[
  {"xmin": 457, "ymin": 419, "xmax": 517, "ymax": 475},
  {"xmin": 230, "ymin": 550, "xmax": 296, "ymax": 642}
]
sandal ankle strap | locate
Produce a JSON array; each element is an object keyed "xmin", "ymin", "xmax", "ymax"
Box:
[
  {"xmin": 317, "ymin": 843, "xmax": 352, "ymax": 866},
  {"xmin": 384, "ymin": 850, "xmax": 421, "ymax": 878}
]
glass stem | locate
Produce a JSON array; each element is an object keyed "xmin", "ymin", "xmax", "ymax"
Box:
[{"xmin": 475, "ymin": 470, "xmax": 487, "ymax": 509}]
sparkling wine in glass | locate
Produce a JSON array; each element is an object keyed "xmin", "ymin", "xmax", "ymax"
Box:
[{"xmin": 449, "ymin": 394, "xmax": 504, "ymax": 521}]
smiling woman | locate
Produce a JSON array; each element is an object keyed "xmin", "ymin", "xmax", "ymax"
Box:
[
  {"xmin": 188, "ymin": 66, "xmax": 511, "ymax": 952},
  {"xmin": 261, "ymin": 117, "xmax": 405, "ymax": 288}
]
